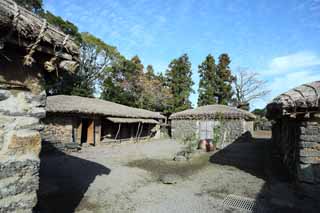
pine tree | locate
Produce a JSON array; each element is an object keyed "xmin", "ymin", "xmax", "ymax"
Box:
[
  {"xmin": 166, "ymin": 54, "xmax": 194, "ymax": 113},
  {"xmin": 145, "ymin": 65, "xmax": 155, "ymax": 80},
  {"xmin": 216, "ymin": 53, "xmax": 234, "ymax": 105},
  {"xmin": 197, "ymin": 54, "xmax": 218, "ymax": 106}
]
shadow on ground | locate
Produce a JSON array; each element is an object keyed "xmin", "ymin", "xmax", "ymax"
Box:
[
  {"xmin": 209, "ymin": 132, "xmax": 318, "ymax": 213},
  {"xmin": 34, "ymin": 146, "xmax": 111, "ymax": 213}
]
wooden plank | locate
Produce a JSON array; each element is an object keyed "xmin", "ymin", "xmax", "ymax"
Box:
[
  {"xmin": 87, "ymin": 120, "xmax": 94, "ymax": 145},
  {"xmin": 94, "ymin": 119, "xmax": 101, "ymax": 146}
]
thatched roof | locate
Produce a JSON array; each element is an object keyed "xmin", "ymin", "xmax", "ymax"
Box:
[
  {"xmin": 169, "ymin": 105, "xmax": 256, "ymax": 120},
  {"xmin": 266, "ymin": 81, "xmax": 320, "ymax": 119},
  {"xmin": 0, "ymin": 0, "xmax": 79, "ymax": 72},
  {"xmin": 46, "ymin": 95, "xmax": 165, "ymax": 119},
  {"xmin": 107, "ymin": 117, "xmax": 159, "ymax": 124}
]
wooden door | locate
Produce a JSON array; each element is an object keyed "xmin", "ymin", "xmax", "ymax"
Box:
[{"xmin": 87, "ymin": 120, "xmax": 95, "ymax": 145}]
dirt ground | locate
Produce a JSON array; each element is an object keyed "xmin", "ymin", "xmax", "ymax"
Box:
[{"xmin": 35, "ymin": 132, "xmax": 318, "ymax": 213}]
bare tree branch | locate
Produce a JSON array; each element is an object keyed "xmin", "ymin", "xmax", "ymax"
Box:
[{"xmin": 233, "ymin": 68, "xmax": 271, "ymax": 107}]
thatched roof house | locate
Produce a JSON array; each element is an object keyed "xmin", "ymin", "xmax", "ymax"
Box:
[
  {"xmin": 0, "ymin": 1, "xmax": 79, "ymax": 212},
  {"xmin": 266, "ymin": 81, "xmax": 320, "ymax": 199},
  {"xmin": 170, "ymin": 104, "xmax": 256, "ymax": 120},
  {"xmin": 47, "ymin": 95, "xmax": 165, "ymax": 119},
  {"xmin": 42, "ymin": 95, "xmax": 165, "ymax": 151},
  {"xmin": 170, "ymin": 105, "xmax": 255, "ymax": 149}
]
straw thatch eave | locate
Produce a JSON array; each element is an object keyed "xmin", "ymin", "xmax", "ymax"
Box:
[
  {"xmin": 266, "ymin": 81, "xmax": 320, "ymax": 119},
  {"xmin": 46, "ymin": 95, "xmax": 165, "ymax": 120},
  {"xmin": 0, "ymin": 0, "xmax": 79, "ymax": 72},
  {"xmin": 169, "ymin": 104, "xmax": 256, "ymax": 121}
]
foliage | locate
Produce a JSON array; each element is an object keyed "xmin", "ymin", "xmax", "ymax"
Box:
[
  {"xmin": 197, "ymin": 54, "xmax": 218, "ymax": 106},
  {"xmin": 14, "ymin": 0, "xmax": 43, "ymax": 14},
  {"xmin": 212, "ymin": 112, "xmax": 225, "ymax": 144},
  {"xmin": 212, "ymin": 125, "xmax": 221, "ymax": 144},
  {"xmin": 216, "ymin": 54, "xmax": 235, "ymax": 105},
  {"xmin": 183, "ymin": 132, "xmax": 198, "ymax": 152},
  {"xmin": 40, "ymin": 11, "xmax": 82, "ymax": 44},
  {"xmin": 101, "ymin": 56, "xmax": 143, "ymax": 107},
  {"xmin": 251, "ymin": 108, "xmax": 266, "ymax": 117},
  {"xmin": 165, "ymin": 54, "xmax": 194, "ymax": 113},
  {"xmin": 101, "ymin": 58, "xmax": 172, "ymax": 111},
  {"xmin": 197, "ymin": 53, "xmax": 235, "ymax": 106},
  {"xmin": 233, "ymin": 69, "xmax": 270, "ymax": 109},
  {"xmin": 47, "ymin": 32, "xmax": 121, "ymax": 97}
]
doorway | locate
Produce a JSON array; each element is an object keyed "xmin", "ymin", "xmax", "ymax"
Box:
[
  {"xmin": 80, "ymin": 118, "xmax": 94, "ymax": 145},
  {"xmin": 81, "ymin": 119, "xmax": 89, "ymax": 144}
]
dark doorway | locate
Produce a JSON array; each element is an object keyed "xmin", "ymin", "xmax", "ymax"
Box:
[{"xmin": 81, "ymin": 119, "xmax": 89, "ymax": 144}]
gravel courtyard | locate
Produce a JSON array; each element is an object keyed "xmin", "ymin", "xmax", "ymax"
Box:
[{"xmin": 35, "ymin": 134, "xmax": 317, "ymax": 213}]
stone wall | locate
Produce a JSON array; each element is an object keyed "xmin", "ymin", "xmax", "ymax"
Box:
[
  {"xmin": 0, "ymin": 89, "xmax": 44, "ymax": 212},
  {"xmin": 171, "ymin": 118, "xmax": 250, "ymax": 149},
  {"xmin": 0, "ymin": 47, "xmax": 45, "ymax": 212},
  {"xmin": 271, "ymin": 115, "xmax": 320, "ymax": 199},
  {"xmin": 41, "ymin": 114, "xmax": 77, "ymax": 152}
]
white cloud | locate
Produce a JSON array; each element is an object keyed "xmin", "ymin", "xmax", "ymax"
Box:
[
  {"xmin": 251, "ymin": 51, "xmax": 320, "ymax": 109},
  {"xmin": 269, "ymin": 51, "xmax": 320, "ymax": 72}
]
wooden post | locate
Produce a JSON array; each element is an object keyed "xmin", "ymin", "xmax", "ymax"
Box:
[
  {"xmin": 87, "ymin": 119, "xmax": 95, "ymax": 145},
  {"xmin": 76, "ymin": 120, "xmax": 82, "ymax": 144},
  {"xmin": 95, "ymin": 119, "xmax": 101, "ymax": 146}
]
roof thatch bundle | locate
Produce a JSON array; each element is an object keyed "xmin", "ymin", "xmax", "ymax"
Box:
[
  {"xmin": 0, "ymin": 0, "xmax": 79, "ymax": 72},
  {"xmin": 169, "ymin": 105, "xmax": 256, "ymax": 120},
  {"xmin": 266, "ymin": 81, "xmax": 320, "ymax": 119},
  {"xmin": 46, "ymin": 95, "xmax": 165, "ymax": 119}
]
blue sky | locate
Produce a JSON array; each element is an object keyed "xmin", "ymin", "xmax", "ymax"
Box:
[{"xmin": 44, "ymin": 0, "xmax": 320, "ymax": 109}]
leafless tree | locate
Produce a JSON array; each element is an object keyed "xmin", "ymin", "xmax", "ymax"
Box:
[{"xmin": 233, "ymin": 69, "xmax": 270, "ymax": 107}]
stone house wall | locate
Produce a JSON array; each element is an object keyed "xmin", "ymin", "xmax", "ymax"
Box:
[
  {"xmin": 171, "ymin": 118, "xmax": 251, "ymax": 149},
  {"xmin": 271, "ymin": 114, "xmax": 320, "ymax": 198},
  {"xmin": 41, "ymin": 114, "xmax": 76, "ymax": 152},
  {"xmin": 0, "ymin": 47, "xmax": 45, "ymax": 212}
]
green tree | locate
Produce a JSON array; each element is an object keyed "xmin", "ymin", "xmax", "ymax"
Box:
[
  {"xmin": 197, "ymin": 54, "xmax": 218, "ymax": 106},
  {"xmin": 48, "ymin": 32, "xmax": 121, "ymax": 97},
  {"xmin": 101, "ymin": 56, "xmax": 143, "ymax": 107},
  {"xmin": 216, "ymin": 53, "xmax": 234, "ymax": 104},
  {"xmin": 145, "ymin": 65, "xmax": 155, "ymax": 80},
  {"xmin": 166, "ymin": 54, "xmax": 194, "ymax": 113},
  {"xmin": 14, "ymin": 0, "xmax": 43, "ymax": 14}
]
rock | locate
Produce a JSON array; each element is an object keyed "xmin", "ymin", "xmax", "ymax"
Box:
[
  {"xmin": 0, "ymin": 90, "xmax": 10, "ymax": 101},
  {"xmin": 159, "ymin": 174, "xmax": 180, "ymax": 184},
  {"xmin": 65, "ymin": 143, "xmax": 81, "ymax": 151},
  {"xmin": 173, "ymin": 155, "xmax": 187, "ymax": 161},
  {"xmin": 1, "ymin": 130, "xmax": 41, "ymax": 157}
]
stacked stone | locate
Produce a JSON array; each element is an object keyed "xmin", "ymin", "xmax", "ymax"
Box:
[
  {"xmin": 297, "ymin": 117, "xmax": 320, "ymax": 198},
  {"xmin": 41, "ymin": 115, "xmax": 79, "ymax": 152},
  {"xmin": 0, "ymin": 88, "xmax": 44, "ymax": 212},
  {"xmin": 171, "ymin": 119, "xmax": 247, "ymax": 149}
]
